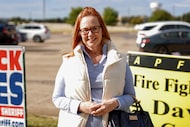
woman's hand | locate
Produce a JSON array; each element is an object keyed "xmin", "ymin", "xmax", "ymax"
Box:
[
  {"xmin": 78, "ymin": 98, "xmax": 119, "ymax": 116},
  {"xmin": 78, "ymin": 101, "xmax": 101, "ymax": 114},
  {"xmin": 90, "ymin": 98, "xmax": 119, "ymax": 116}
]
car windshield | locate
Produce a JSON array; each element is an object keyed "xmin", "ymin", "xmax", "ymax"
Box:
[
  {"xmin": 142, "ymin": 25, "xmax": 156, "ymax": 30},
  {"xmin": 160, "ymin": 25, "xmax": 176, "ymax": 30}
]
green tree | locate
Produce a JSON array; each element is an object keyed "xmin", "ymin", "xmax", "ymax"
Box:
[
  {"xmin": 121, "ymin": 16, "xmax": 129, "ymax": 24},
  {"xmin": 149, "ymin": 9, "xmax": 173, "ymax": 22},
  {"xmin": 103, "ymin": 7, "xmax": 118, "ymax": 26},
  {"xmin": 182, "ymin": 12, "xmax": 190, "ymax": 23},
  {"xmin": 67, "ymin": 7, "xmax": 83, "ymax": 25},
  {"xmin": 129, "ymin": 16, "xmax": 145, "ymax": 25}
]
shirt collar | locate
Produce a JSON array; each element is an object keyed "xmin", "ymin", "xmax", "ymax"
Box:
[{"xmin": 81, "ymin": 43, "xmax": 107, "ymax": 58}]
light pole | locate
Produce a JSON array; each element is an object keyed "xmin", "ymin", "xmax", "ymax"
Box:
[
  {"xmin": 173, "ymin": 5, "xmax": 175, "ymax": 17},
  {"xmin": 43, "ymin": 0, "xmax": 46, "ymax": 21}
]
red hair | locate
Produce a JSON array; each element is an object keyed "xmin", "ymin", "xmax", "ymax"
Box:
[{"xmin": 67, "ymin": 7, "xmax": 111, "ymax": 57}]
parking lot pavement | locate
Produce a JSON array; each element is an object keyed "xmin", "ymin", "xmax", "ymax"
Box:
[{"xmin": 18, "ymin": 32, "xmax": 138, "ymax": 117}]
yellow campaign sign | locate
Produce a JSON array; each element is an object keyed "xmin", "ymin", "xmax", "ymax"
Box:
[{"xmin": 128, "ymin": 51, "xmax": 190, "ymax": 127}]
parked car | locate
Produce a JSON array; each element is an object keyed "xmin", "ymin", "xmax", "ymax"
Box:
[
  {"xmin": 18, "ymin": 32, "xmax": 27, "ymax": 42},
  {"xmin": 16, "ymin": 23, "xmax": 51, "ymax": 42},
  {"xmin": 135, "ymin": 21, "xmax": 190, "ymax": 45},
  {"xmin": 7, "ymin": 24, "xmax": 27, "ymax": 43},
  {"xmin": 0, "ymin": 23, "xmax": 18, "ymax": 45},
  {"xmin": 138, "ymin": 29, "xmax": 190, "ymax": 54}
]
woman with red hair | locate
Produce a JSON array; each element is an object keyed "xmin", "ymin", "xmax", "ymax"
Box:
[{"xmin": 52, "ymin": 7, "xmax": 135, "ymax": 127}]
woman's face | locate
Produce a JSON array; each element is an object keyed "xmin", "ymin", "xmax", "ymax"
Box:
[{"xmin": 80, "ymin": 16, "xmax": 102, "ymax": 51}]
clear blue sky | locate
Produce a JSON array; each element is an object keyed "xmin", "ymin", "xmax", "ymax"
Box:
[{"xmin": 0, "ymin": 0, "xmax": 190, "ymax": 19}]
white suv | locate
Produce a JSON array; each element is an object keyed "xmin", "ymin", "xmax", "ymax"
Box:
[
  {"xmin": 17, "ymin": 23, "xmax": 51, "ymax": 42},
  {"xmin": 135, "ymin": 21, "xmax": 190, "ymax": 45}
]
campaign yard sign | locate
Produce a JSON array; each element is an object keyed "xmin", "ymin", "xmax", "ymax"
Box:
[
  {"xmin": 0, "ymin": 46, "xmax": 26, "ymax": 127},
  {"xmin": 128, "ymin": 51, "xmax": 190, "ymax": 127}
]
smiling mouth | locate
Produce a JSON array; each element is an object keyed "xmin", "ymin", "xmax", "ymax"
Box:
[{"xmin": 88, "ymin": 37, "xmax": 96, "ymax": 42}]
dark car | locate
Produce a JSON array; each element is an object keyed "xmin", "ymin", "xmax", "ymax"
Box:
[
  {"xmin": 17, "ymin": 31, "xmax": 27, "ymax": 42},
  {"xmin": 0, "ymin": 23, "xmax": 18, "ymax": 45},
  {"xmin": 7, "ymin": 24, "xmax": 27, "ymax": 43},
  {"xmin": 138, "ymin": 29, "xmax": 190, "ymax": 54}
]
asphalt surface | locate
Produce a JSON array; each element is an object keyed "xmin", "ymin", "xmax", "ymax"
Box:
[{"xmin": 19, "ymin": 32, "xmax": 138, "ymax": 117}]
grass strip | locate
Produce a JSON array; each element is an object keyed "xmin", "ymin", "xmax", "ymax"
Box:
[{"xmin": 27, "ymin": 114, "xmax": 58, "ymax": 127}]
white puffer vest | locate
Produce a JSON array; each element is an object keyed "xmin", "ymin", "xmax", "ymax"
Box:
[{"xmin": 58, "ymin": 41, "xmax": 127, "ymax": 127}]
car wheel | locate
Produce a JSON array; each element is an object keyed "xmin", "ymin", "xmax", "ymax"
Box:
[
  {"xmin": 153, "ymin": 45, "xmax": 169, "ymax": 54},
  {"xmin": 33, "ymin": 35, "xmax": 42, "ymax": 42}
]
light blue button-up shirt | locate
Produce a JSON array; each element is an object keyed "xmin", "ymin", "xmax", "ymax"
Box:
[{"xmin": 82, "ymin": 44, "xmax": 107, "ymax": 127}]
